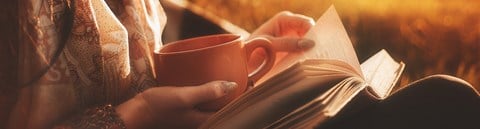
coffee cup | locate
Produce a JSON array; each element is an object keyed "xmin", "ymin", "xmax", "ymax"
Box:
[{"xmin": 154, "ymin": 34, "xmax": 275, "ymax": 110}]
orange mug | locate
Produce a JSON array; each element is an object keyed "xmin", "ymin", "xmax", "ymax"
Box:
[{"xmin": 154, "ymin": 34, "xmax": 275, "ymax": 110}]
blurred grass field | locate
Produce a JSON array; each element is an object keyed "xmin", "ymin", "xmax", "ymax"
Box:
[{"xmin": 187, "ymin": 0, "xmax": 480, "ymax": 91}]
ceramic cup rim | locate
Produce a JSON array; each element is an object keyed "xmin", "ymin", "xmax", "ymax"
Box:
[{"xmin": 157, "ymin": 34, "xmax": 242, "ymax": 55}]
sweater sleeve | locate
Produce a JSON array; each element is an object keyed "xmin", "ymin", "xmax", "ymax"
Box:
[{"xmin": 53, "ymin": 105, "xmax": 126, "ymax": 129}]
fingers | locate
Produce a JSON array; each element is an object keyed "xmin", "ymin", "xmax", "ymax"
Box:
[
  {"xmin": 275, "ymin": 11, "xmax": 315, "ymax": 37},
  {"xmin": 250, "ymin": 11, "xmax": 315, "ymax": 53},
  {"xmin": 253, "ymin": 11, "xmax": 315, "ymax": 37},
  {"xmin": 178, "ymin": 81, "xmax": 238, "ymax": 107}
]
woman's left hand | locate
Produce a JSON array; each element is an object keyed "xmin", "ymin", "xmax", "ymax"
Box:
[
  {"xmin": 248, "ymin": 11, "xmax": 316, "ymax": 71},
  {"xmin": 116, "ymin": 81, "xmax": 237, "ymax": 129}
]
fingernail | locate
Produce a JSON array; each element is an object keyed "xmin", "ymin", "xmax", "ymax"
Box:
[
  {"xmin": 297, "ymin": 39, "xmax": 315, "ymax": 49},
  {"xmin": 221, "ymin": 81, "xmax": 238, "ymax": 94}
]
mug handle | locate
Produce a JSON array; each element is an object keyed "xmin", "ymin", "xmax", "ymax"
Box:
[{"xmin": 245, "ymin": 37, "xmax": 276, "ymax": 84}]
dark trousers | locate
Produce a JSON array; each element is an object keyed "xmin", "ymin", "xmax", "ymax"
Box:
[{"xmin": 319, "ymin": 75, "xmax": 480, "ymax": 129}]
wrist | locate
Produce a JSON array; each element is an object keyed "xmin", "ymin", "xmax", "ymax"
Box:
[{"xmin": 116, "ymin": 93, "xmax": 156, "ymax": 129}]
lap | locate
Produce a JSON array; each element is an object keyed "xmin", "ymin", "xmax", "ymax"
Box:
[{"xmin": 318, "ymin": 74, "xmax": 480, "ymax": 129}]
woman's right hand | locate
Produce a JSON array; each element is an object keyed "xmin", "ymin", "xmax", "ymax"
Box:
[{"xmin": 116, "ymin": 81, "xmax": 237, "ymax": 129}]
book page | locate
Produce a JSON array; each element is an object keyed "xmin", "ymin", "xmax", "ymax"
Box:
[
  {"xmin": 210, "ymin": 72, "xmax": 351, "ymax": 129},
  {"xmin": 257, "ymin": 5, "xmax": 363, "ymax": 85},
  {"xmin": 201, "ymin": 60, "xmax": 354, "ymax": 129},
  {"xmin": 360, "ymin": 49, "xmax": 405, "ymax": 99}
]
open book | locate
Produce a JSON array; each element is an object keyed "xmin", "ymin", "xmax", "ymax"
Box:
[{"xmin": 200, "ymin": 5, "xmax": 405, "ymax": 129}]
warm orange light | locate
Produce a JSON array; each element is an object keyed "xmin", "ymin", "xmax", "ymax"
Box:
[{"xmin": 188, "ymin": 0, "xmax": 479, "ymax": 90}]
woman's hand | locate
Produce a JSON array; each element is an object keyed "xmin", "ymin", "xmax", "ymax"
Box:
[
  {"xmin": 248, "ymin": 11, "xmax": 316, "ymax": 71},
  {"xmin": 116, "ymin": 81, "xmax": 237, "ymax": 129}
]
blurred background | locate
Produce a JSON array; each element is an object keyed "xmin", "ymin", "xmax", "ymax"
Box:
[{"xmin": 175, "ymin": 0, "xmax": 479, "ymax": 92}]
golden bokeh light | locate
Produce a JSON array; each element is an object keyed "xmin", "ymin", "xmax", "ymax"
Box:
[{"xmin": 188, "ymin": 0, "xmax": 480, "ymax": 91}]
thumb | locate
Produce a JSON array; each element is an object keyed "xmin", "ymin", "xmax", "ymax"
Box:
[
  {"xmin": 269, "ymin": 37, "xmax": 315, "ymax": 52},
  {"xmin": 179, "ymin": 81, "xmax": 237, "ymax": 106}
]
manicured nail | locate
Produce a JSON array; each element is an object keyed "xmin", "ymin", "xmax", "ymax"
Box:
[
  {"xmin": 221, "ymin": 81, "xmax": 238, "ymax": 94},
  {"xmin": 297, "ymin": 39, "xmax": 315, "ymax": 49}
]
